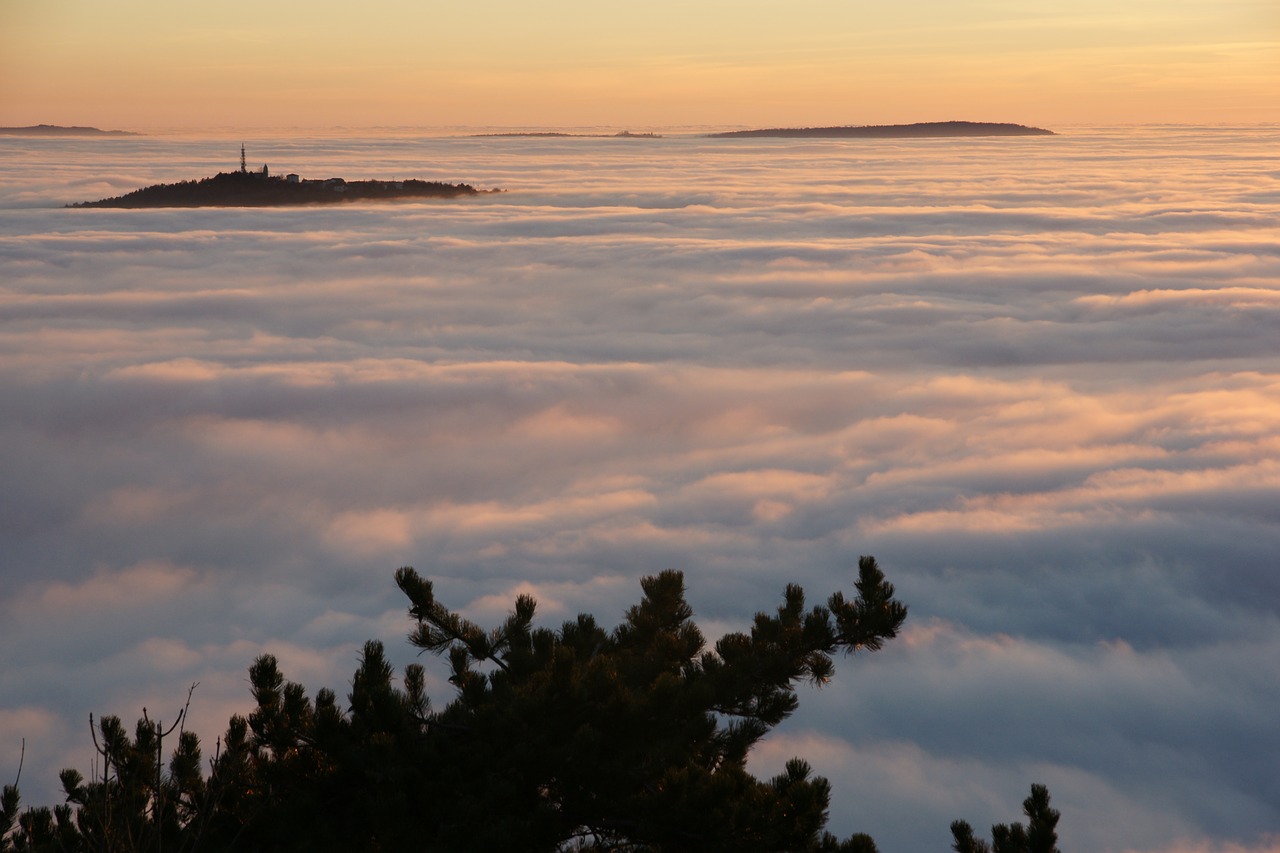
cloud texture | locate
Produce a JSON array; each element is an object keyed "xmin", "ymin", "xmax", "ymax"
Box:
[{"xmin": 2, "ymin": 126, "xmax": 1278, "ymax": 852}]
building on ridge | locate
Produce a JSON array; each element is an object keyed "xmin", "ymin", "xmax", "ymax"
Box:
[{"xmin": 239, "ymin": 145, "xmax": 270, "ymax": 179}]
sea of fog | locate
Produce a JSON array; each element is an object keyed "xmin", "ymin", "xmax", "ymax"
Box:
[{"xmin": 2, "ymin": 126, "xmax": 1278, "ymax": 852}]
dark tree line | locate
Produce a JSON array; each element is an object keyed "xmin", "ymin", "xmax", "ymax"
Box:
[{"xmin": 2, "ymin": 557, "xmax": 1059, "ymax": 852}]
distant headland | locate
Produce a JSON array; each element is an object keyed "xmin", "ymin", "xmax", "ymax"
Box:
[
  {"xmin": 72, "ymin": 146, "xmax": 489, "ymax": 209},
  {"xmin": 470, "ymin": 131, "xmax": 661, "ymax": 138},
  {"xmin": 706, "ymin": 121, "xmax": 1054, "ymax": 139},
  {"xmin": 1, "ymin": 124, "xmax": 140, "ymax": 137}
]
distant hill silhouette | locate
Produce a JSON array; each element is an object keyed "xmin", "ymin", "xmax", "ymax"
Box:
[
  {"xmin": 1, "ymin": 124, "xmax": 139, "ymax": 136},
  {"xmin": 72, "ymin": 170, "xmax": 484, "ymax": 209},
  {"xmin": 707, "ymin": 121, "xmax": 1054, "ymax": 138},
  {"xmin": 471, "ymin": 130, "xmax": 662, "ymax": 138}
]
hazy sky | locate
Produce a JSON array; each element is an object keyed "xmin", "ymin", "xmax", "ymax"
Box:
[
  {"xmin": 2, "ymin": 128, "xmax": 1279, "ymax": 852},
  {"xmin": 2, "ymin": 0, "xmax": 1277, "ymax": 128}
]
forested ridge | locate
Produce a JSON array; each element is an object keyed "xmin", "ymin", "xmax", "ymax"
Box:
[
  {"xmin": 71, "ymin": 171, "xmax": 479, "ymax": 208},
  {"xmin": 2, "ymin": 558, "xmax": 1059, "ymax": 852}
]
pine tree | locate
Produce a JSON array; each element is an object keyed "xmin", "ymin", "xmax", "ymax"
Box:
[
  {"xmin": 391, "ymin": 556, "xmax": 907, "ymax": 850},
  {"xmin": 951, "ymin": 784, "xmax": 1062, "ymax": 853}
]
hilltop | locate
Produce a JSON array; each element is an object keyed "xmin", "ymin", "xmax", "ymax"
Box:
[
  {"xmin": 707, "ymin": 121, "xmax": 1054, "ymax": 138},
  {"xmin": 1, "ymin": 124, "xmax": 140, "ymax": 136},
  {"xmin": 72, "ymin": 170, "xmax": 484, "ymax": 209},
  {"xmin": 470, "ymin": 130, "xmax": 662, "ymax": 138}
]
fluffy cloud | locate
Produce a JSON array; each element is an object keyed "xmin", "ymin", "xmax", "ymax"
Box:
[{"xmin": 1, "ymin": 127, "xmax": 1278, "ymax": 851}]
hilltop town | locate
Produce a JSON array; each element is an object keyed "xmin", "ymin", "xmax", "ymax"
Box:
[{"xmin": 72, "ymin": 146, "xmax": 486, "ymax": 208}]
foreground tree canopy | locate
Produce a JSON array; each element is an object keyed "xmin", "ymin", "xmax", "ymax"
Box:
[
  {"xmin": 1, "ymin": 556, "xmax": 1058, "ymax": 852},
  {"xmin": 951, "ymin": 784, "xmax": 1062, "ymax": 853}
]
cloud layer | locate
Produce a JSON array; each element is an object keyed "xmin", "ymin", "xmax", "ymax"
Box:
[{"xmin": 2, "ymin": 127, "xmax": 1278, "ymax": 852}]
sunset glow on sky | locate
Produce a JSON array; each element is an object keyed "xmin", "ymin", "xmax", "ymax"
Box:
[{"xmin": 3, "ymin": 0, "xmax": 1277, "ymax": 128}]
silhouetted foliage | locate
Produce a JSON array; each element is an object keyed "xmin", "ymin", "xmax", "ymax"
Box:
[
  {"xmin": 951, "ymin": 784, "xmax": 1061, "ymax": 853},
  {"xmin": 5, "ymin": 557, "xmax": 1041, "ymax": 852}
]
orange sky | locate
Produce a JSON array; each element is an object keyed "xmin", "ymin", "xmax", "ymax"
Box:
[{"xmin": 2, "ymin": 0, "xmax": 1277, "ymax": 129}]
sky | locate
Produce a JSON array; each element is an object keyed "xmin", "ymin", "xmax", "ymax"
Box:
[
  {"xmin": 2, "ymin": 127, "xmax": 1279, "ymax": 852},
  {"xmin": 2, "ymin": 0, "xmax": 1278, "ymax": 129}
]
